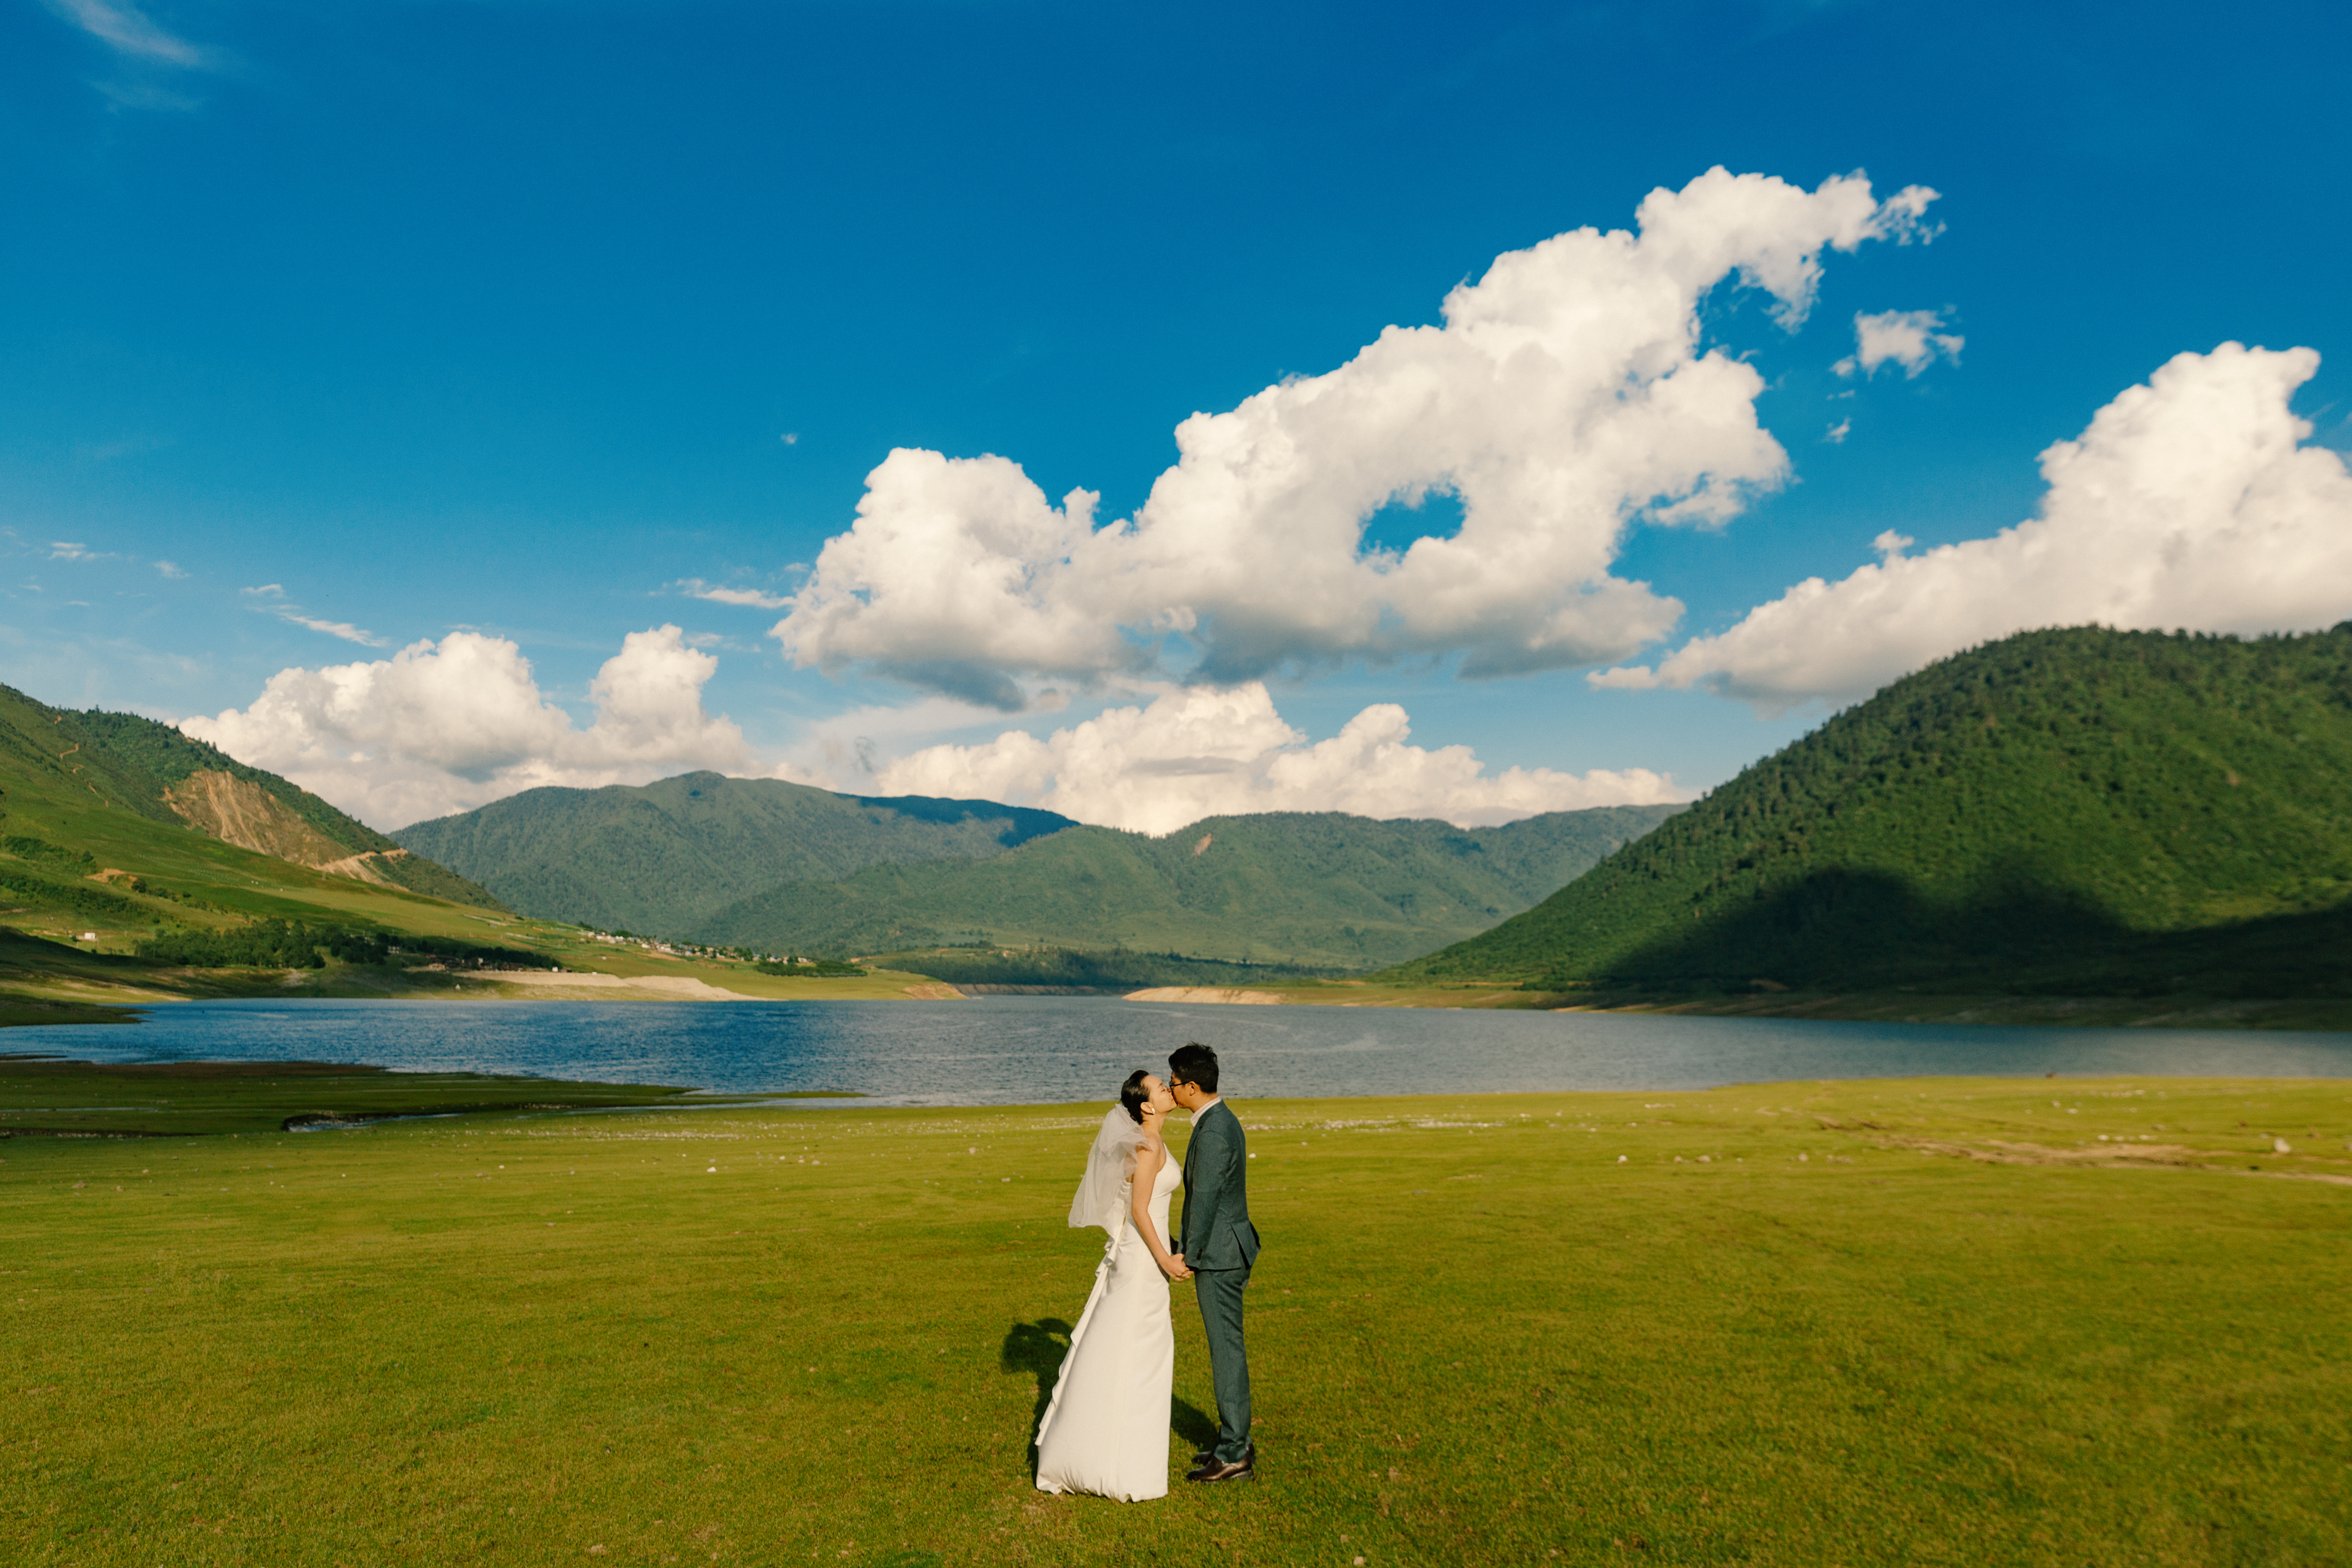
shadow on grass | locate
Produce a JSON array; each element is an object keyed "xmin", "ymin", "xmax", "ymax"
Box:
[
  {"xmin": 1171, "ymin": 1396, "xmax": 1217, "ymax": 1457},
  {"xmin": 1000, "ymin": 1318, "xmax": 1071, "ymax": 1477}
]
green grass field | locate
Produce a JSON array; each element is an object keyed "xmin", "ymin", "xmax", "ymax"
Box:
[{"xmin": 5, "ymin": 1074, "xmax": 2348, "ymax": 1566}]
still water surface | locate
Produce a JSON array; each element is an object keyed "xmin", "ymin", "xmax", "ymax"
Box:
[{"xmin": 11, "ymin": 997, "xmax": 2352, "ymax": 1106}]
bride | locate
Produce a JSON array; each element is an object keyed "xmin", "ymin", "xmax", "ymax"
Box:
[{"xmin": 1034, "ymin": 1070, "xmax": 1192, "ymax": 1500}]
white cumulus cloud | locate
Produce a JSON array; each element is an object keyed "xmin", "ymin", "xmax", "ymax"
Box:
[
  {"xmin": 775, "ymin": 167, "xmax": 1940, "ymax": 708},
  {"xmin": 1834, "ymin": 308, "xmax": 1964, "ymax": 378},
  {"xmin": 1592, "ymin": 343, "xmax": 2352, "ymax": 707},
  {"xmin": 181, "ymin": 626, "xmax": 764, "ymax": 828},
  {"xmin": 873, "ymin": 683, "xmax": 1687, "ymax": 836}
]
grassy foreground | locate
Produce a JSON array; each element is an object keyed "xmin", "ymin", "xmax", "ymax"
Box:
[{"xmin": 5, "ymin": 1076, "xmax": 2349, "ymax": 1567}]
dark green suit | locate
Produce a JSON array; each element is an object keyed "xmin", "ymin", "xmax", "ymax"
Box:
[{"xmin": 1179, "ymin": 1098, "xmax": 1260, "ymax": 1465}]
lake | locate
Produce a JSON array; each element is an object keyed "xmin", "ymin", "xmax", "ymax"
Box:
[{"xmin": 9, "ymin": 996, "xmax": 2352, "ymax": 1105}]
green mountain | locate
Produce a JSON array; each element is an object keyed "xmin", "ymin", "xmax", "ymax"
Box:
[
  {"xmin": 690, "ymin": 805, "xmax": 1684, "ymax": 969},
  {"xmin": 1399, "ymin": 626, "xmax": 2352, "ymax": 1000},
  {"xmin": 391, "ymin": 773, "xmax": 1077, "ymax": 935},
  {"xmin": 0, "ymin": 680, "xmax": 511, "ymax": 960}
]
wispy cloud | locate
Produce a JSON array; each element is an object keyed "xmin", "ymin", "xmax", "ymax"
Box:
[
  {"xmin": 93, "ymin": 77, "xmax": 205, "ymax": 112},
  {"xmin": 279, "ymin": 613, "xmax": 388, "ymax": 647},
  {"xmin": 18, "ymin": 536, "xmax": 190, "ymax": 581},
  {"xmin": 677, "ymin": 578, "xmax": 792, "ymax": 610},
  {"xmin": 238, "ymin": 583, "xmax": 386, "ymax": 645},
  {"xmin": 47, "ymin": 0, "xmax": 210, "ymax": 67},
  {"xmin": 74, "ymin": 434, "xmax": 164, "ymax": 461},
  {"xmin": 45, "ymin": 0, "xmax": 225, "ymax": 112},
  {"xmin": 48, "ymin": 541, "xmax": 122, "ymax": 562}
]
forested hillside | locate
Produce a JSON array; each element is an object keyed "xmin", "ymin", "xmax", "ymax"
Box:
[
  {"xmin": 392, "ymin": 773, "xmax": 1076, "ymax": 935},
  {"xmin": 0, "ymin": 681, "xmax": 514, "ymax": 969},
  {"xmin": 1399, "ymin": 627, "xmax": 2352, "ymax": 999},
  {"xmin": 694, "ymin": 805, "xmax": 1682, "ymax": 969},
  {"xmin": 0, "ymin": 684, "xmax": 503, "ymax": 915}
]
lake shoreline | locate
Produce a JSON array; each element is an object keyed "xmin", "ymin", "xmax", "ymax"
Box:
[
  {"xmin": 9, "ymin": 993, "xmax": 2349, "ymax": 1108},
  {"xmin": 7, "ymin": 973, "xmax": 2351, "ymax": 1033},
  {"xmin": 9, "ymin": 927, "xmax": 2347, "ymax": 1033},
  {"xmin": 1118, "ymin": 980, "xmax": 2352, "ymax": 1032}
]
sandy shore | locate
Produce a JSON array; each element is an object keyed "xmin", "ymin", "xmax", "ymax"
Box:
[
  {"xmin": 488, "ymin": 971, "xmax": 756, "ymax": 1001},
  {"xmin": 489, "ymin": 972, "xmax": 971, "ymax": 1002},
  {"xmin": 1121, "ymin": 986, "xmax": 1286, "ymax": 1005}
]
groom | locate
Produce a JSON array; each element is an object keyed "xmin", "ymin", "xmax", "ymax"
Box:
[{"xmin": 1169, "ymin": 1041, "xmax": 1260, "ymax": 1483}]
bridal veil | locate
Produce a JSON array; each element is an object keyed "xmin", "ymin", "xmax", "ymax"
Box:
[{"xmin": 1068, "ymin": 1105, "xmax": 1143, "ymax": 1233}]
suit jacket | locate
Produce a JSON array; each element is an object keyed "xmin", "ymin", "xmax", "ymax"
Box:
[{"xmin": 1178, "ymin": 1099, "xmax": 1262, "ymax": 1271}]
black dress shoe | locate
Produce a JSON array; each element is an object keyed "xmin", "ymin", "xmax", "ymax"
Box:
[{"xmin": 1185, "ymin": 1454, "xmax": 1255, "ymax": 1484}]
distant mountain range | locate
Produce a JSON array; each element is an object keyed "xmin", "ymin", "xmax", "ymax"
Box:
[
  {"xmin": 393, "ymin": 773, "xmax": 1682, "ymax": 970},
  {"xmin": 693, "ymin": 807, "xmax": 1682, "ymax": 969},
  {"xmin": 1401, "ymin": 626, "xmax": 2352, "ymax": 1001},
  {"xmin": 8, "ymin": 621, "xmax": 2347, "ymax": 1016},
  {"xmin": 392, "ymin": 774, "xmax": 1078, "ymax": 937}
]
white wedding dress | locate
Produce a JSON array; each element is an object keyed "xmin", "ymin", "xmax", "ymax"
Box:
[{"xmin": 1033, "ymin": 1150, "xmax": 1181, "ymax": 1500}]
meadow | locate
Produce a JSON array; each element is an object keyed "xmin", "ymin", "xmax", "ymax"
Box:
[{"xmin": 5, "ymin": 1074, "xmax": 2348, "ymax": 1566}]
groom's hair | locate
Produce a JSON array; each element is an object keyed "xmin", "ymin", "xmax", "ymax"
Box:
[
  {"xmin": 1168, "ymin": 1042, "xmax": 1219, "ymax": 1095},
  {"xmin": 1120, "ymin": 1070, "xmax": 1152, "ymax": 1124}
]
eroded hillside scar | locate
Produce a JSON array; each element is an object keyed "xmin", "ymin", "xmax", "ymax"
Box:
[{"xmin": 163, "ymin": 770, "xmax": 414, "ymax": 887}]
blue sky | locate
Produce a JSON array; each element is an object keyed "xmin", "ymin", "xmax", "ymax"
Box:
[{"xmin": 5, "ymin": 0, "xmax": 2350, "ymax": 830}]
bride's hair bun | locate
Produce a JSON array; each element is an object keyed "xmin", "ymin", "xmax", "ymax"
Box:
[{"xmin": 1120, "ymin": 1070, "xmax": 1152, "ymax": 1124}]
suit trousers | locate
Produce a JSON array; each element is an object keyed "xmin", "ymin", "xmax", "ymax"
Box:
[{"xmin": 1194, "ymin": 1263, "xmax": 1252, "ymax": 1465}]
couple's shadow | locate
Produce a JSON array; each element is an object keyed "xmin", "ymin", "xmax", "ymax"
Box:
[{"xmin": 1000, "ymin": 1319, "xmax": 1217, "ymax": 1475}]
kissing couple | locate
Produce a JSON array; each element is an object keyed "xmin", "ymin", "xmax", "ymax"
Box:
[{"xmin": 1033, "ymin": 1041, "xmax": 1262, "ymax": 1501}]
